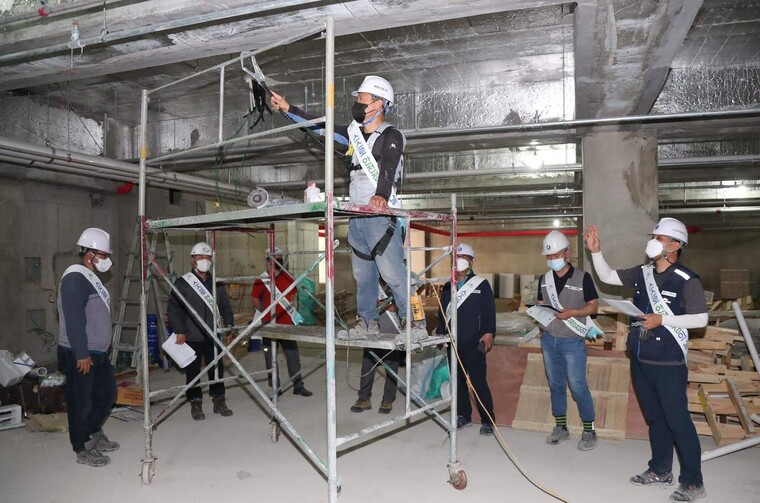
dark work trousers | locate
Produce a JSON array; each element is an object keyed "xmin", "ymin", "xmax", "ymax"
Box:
[
  {"xmin": 630, "ymin": 357, "xmax": 703, "ymax": 486},
  {"xmin": 358, "ymin": 349, "xmax": 401, "ymax": 403},
  {"xmin": 58, "ymin": 347, "xmax": 117, "ymax": 453},
  {"xmin": 263, "ymin": 338, "xmax": 305, "ymax": 389},
  {"xmin": 456, "ymin": 343, "xmax": 495, "ymax": 426},
  {"xmin": 185, "ymin": 339, "xmax": 225, "ymax": 401}
]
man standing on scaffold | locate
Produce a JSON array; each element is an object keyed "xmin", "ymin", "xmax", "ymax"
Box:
[{"xmin": 271, "ymin": 76, "xmax": 427, "ymax": 342}]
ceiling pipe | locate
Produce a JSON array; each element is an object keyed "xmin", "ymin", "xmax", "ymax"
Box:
[
  {"xmin": 404, "ymin": 109, "xmax": 760, "ymax": 140},
  {"xmin": 0, "ymin": 0, "xmax": 325, "ymax": 66},
  {"xmin": 0, "ymin": 136, "xmax": 249, "ymax": 201},
  {"xmin": 409, "ymin": 222, "xmax": 580, "ymax": 238}
]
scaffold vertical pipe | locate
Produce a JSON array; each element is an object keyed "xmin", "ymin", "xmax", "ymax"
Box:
[
  {"xmin": 324, "ymin": 16, "xmax": 338, "ymax": 503},
  {"xmin": 138, "ymin": 89, "xmax": 154, "ymax": 460},
  {"xmin": 211, "ymin": 231, "xmax": 219, "ymax": 381},
  {"xmin": 218, "ymin": 67, "xmax": 225, "ymax": 143},
  {"xmin": 449, "ymin": 193, "xmax": 458, "ymax": 463},
  {"xmin": 404, "ymin": 215, "xmax": 412, "ymax": 415}
]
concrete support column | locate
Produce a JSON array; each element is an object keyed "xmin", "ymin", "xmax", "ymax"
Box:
[
  {"xmin": 582, "ymin": 131, "xmax": 658, "ymax": 292},
  {"xmin": 0, "ymin": 178, "xmax": 25, "ymax": 354}
]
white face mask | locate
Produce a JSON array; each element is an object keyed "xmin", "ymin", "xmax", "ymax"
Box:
[
  {"xmin": 456, "ymin": 258, "xmax": 470, "ymax": 272},
  {"xmin": 645, "ymin": 239, "xmax": 664, "ymax": 260},
  {"xmin": 195, "ymin": 259, "xmax": 212, "ymax": 273},
  {"xmin": 547, "ymin": 258, "xmax": 566, "ymax": 272},
  {"xmin": 94, "ymin": 257, "xmax": 112, "ymax": 273}
]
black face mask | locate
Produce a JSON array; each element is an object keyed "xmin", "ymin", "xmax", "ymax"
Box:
[{"xmin": 351, "ymin": 102, "xmax": 369, "ymax": 123}]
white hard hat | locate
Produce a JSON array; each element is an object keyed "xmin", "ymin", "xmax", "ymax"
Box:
[
  {"xmin": 77, "ymin": 228, "xmax": 112, "ymax": 254},
  {"xmin": 651, "ymin": 217, "xmax": 688, "ymax": 245},
  {"xmin": 352, "ymin": 76, "xmax": 394, "ymax": 105},
  {"xmin": 265, "ymin": 245, "xmax": 285, "ymax": 259},
  {"xmin": 190, "ymin": 242, "xmax": 212, "ymax": 256},
  {"xmin": 456, "ymin": 243, "xmax": 475, "ymax": 259},
  {"xmin": 542, "ymin": 231, "xmax": 570, "ymax": 255}
]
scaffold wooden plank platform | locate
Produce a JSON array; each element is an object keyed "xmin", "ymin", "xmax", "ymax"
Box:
[{"xmin": 252, "ymin": 324, "xmax": 449, "ymax": 350}]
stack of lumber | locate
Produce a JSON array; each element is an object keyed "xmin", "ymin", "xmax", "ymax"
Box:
[
  {"xmin": 687, "ymin": 326, "xmax": 760, "ymax": 446},
  {"xmin": 511, "ymin": 354, "xmax": 630, "ymax": 439}
]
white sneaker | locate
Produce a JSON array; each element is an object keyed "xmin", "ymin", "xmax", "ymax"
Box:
[
  {"xmin": 337, "ymin": 319, "xmax": 380, "ymax": 340},
  {"xmin": 395, "ymin": 321, "xmax": 428, "ymax": 344}
]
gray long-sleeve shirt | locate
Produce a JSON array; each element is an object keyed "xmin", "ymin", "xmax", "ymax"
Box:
[{"xmin": 57, "ymin": 269, "xmax": 113, "ymax": 359}]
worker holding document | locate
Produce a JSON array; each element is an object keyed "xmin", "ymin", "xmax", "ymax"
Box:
[
  {"xmin": 534, "ymin": 231, "xmax": 600, "ymax": 451},
  {"xmin": 583, "ymin": 218, "xmax": 708, "ymax": 502}
]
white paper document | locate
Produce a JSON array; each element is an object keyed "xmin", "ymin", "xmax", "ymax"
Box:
[
  {"xmin": 526, "ymin": 305, "xmax": 558, "ymax": 327},
  {"xmin": 601, "ymin": 298, "xmax": 645, "ymax": 317},
  {"xmin": 161, "ymin": 332, "xmax": 197, "ymax": 368}
]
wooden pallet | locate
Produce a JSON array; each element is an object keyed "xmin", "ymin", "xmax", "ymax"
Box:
[
  {"xmin": 691, "ymin": 377, "xmax": 760, "ymax": 446},
  {"xmin": 511, "ymin": 354, "xmax": 630, "ymax": 440}
]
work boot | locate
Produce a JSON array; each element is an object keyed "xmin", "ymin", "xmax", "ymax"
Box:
[
  {"xmin": 76, "ymin": 448, "xmax": 110, "ymax": 467},
  {"xmin": 85, "ymin": 431, "xmax": 120, "ymax": 452},
  {"xmin": 378, "ymin": 400, "xmax": 393, "ymax": 414},
  {"xmin": 338, "ymin": 319, "xmax": 379, "ymax": 341},
  {"xmin": 212, "ymin": 396, "xmax": 233, "ymax": 417},
  {"xmin": 395, "ymin": 320, "xmax": 428, "ymax": 344},
  {"xmin": 293, "ymin": 384, "xmax": 313, "ymax": 397},
  {"xmin": 629, "ymin": 469, "xmax": 674, "ymax": 486},
  {"xmin": 546, "ymin": 426, "xmax": 569, "ymax": 445},
  {"xmin": 190, "ymin": 399, "xmax": 205, "ymax": 421},
  {"xmin": 669, "ymin": 484, "xmax": 706, "ymax": 502},
  {"xmin": 577, "ymin": 430, "xmax": 597, "ymax": 451},
  {"xmin": 350, "ymin": 398, "xmax": 372, "ymax": 413},
  {"xmin": 479, "ymin": 423, "xmax": 494, "ymax": 436}
]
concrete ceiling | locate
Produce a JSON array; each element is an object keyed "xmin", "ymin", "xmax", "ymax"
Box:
[{"xmin": 1, "ymin": 0, "xmax": 760, "ymax": 229}]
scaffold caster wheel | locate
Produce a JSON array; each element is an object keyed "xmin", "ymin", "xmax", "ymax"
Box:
[
  {"xmin": 140, "ymin": 459, "xmax": 156, "ymax": 485},
  {"xmin": 270, "ymin": 422, "xmax": 281, "ymax": 443},
  {"xmin": 448, "ymin": 469, "xmax": 467, "ymax": 490}
]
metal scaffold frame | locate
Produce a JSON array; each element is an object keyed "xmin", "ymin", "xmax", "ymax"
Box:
[{"xmin": 136, "ymin": 17, "xmax": 465, "ymax": 501}]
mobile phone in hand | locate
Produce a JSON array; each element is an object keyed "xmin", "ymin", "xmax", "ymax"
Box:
[{"xmin": 477, "ymin": 340, "xmax": 487, "ymax": 354}]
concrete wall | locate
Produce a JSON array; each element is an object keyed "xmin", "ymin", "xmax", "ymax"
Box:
[{"xmin": 683, "ymin": 229, "xmax": 760, "ymax": 298}]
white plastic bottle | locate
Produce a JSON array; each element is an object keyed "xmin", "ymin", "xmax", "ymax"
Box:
[{"xmin": 304, "ymin": 182, "xmax": 320, "ymax": 202}]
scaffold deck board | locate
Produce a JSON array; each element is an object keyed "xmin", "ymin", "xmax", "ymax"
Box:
[{"xmin": 251, "ymin": 324, "xmax": 449, "ymax": 351}]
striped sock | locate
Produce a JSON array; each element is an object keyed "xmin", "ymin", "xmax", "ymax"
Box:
[
  {"xmin": 554, "ymin": 416, "xmax": 567, "ymax": 429},
  {"xmin": 583, "ymin": 421, "xmax": 595, "ymax": 432}
]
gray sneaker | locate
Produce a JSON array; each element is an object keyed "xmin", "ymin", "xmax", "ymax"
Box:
[
  {"xmin": 669, "ymin": 484, "xmax": 706, "ymax": 502},
  {"xmin": 76, "ymin": 448, "xmax": 110, "ymax": 467},
  {"xmin": 630, "ymin": 469, "xmax": 674, "ymax": 486},
  {"xmin": 85, "ymin": 431, "xmax": 120, "ymax": 452},
  {"xmin": 577, "ymin": 430, "xmax": 597, "ymax": 451},
  {"xmin": 337, "ymin": 319, "xmax": 379, "ymax": 341},
  {"xmin": 546, "ymin": 426, "xmax": 569, "ymax": 445},
  {"xmin": 395, "ymin": 321, "xmax": 428, "ymax": 344}
]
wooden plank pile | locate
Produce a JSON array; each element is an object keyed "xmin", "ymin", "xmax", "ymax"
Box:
[
  {"xmin": 687, "ymin": 326, "xmax": 760, "ymax": 446},
  {"xmin": 512, "ymin": 354, "xmax": 630, "ymax": 439}
]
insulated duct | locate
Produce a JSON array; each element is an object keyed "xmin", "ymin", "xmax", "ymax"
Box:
[{"xmin": 0, "ymin": 136, "xmax": 249, "ymax": 201}]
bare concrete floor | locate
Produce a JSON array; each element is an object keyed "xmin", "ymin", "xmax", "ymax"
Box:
[{"xmin": 1, "ymin": 346, "xmax": 758, "ymax": 503}]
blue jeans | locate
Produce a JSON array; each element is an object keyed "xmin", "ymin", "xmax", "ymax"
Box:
[
  {"xmin": 348, "ymin": 216, "xmax": 409, "ymax": 321},
  {"xmin": 57, "ymin": 347, "xmax": 117, "ymax": 452},
  {"xmin": 631, "ymin": 357, "xmax": 702, "ymax": 486},
  {"xmin": 540, "ymin": 332, "xmax": 595, "ymax": 422}
]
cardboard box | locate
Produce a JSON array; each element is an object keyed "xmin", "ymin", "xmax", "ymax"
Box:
[{"xmin": 116, "ymin": 386, "xmax": 144, "ymax": 407}]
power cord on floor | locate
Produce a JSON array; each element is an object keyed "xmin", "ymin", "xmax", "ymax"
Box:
[{"xmin": 430, "ymin": 282, "xmax": 570, "ymax": 503}]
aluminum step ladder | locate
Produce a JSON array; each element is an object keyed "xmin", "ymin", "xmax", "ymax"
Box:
[{"xmin": 111, "ymin": 223, "xmax": 176, "ymax": 371}]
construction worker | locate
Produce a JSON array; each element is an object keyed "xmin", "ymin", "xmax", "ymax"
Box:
[
  {"xmin": 57, "ymin": 228, "xmax": 119, "ymax": 467},
  {"xmin": 435, "ymin": 243, "xmax": 496, "ymax": 436},
  {"xmin": 584, "ymin": 218, "xmax": 708, "ymax": 502},
  {"xmin": 251, "ymin": 246, "xmax": 312, "ymax": 397},
  {"xmin": 270, "ymin": 76, "xmax": 427, "ymax": 342},
  {"xmin": 167, "ymin": 242, "xmax": 235, "ymax": 420},
  {"xmin": 350, "ymin": 284, "xmax": 403, "ymax": 414},
  {"xmin": 537, "ymin": 231, "xmax": 600, "ymax": 451}
]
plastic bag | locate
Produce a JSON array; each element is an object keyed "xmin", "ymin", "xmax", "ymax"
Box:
[
  {"xmin": 409, "ymin": 347, "xmax": 447, "ymax": 399},
  {"xmin": 425, "ymin": 358, "xmax": 450, "ymax": 400},
  {"xmin": 297, "ymin": 276, "xmax": 318, "ymax": 326}
]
